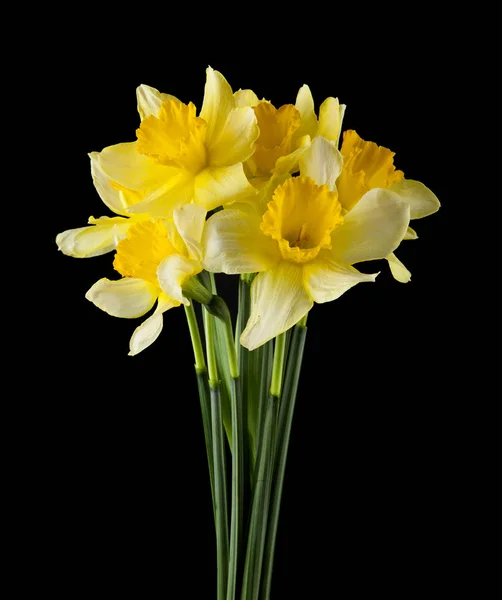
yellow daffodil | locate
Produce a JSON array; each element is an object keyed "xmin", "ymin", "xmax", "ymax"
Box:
[
  {"xmin": 88, "ymin": 68, "xmax": 258, "ymax": 221},
  {"xmin": 203, "ymin": 137, "xmax": 410, "ymax": 350},
  {"xmin": 338, "ymin": 130, "xmax": 440, "ymax": 282},
  {"xmin": 86, "ymin": 204, "xmax": 206, "ymax": 355}
]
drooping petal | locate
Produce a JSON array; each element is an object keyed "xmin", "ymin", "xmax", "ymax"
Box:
[
  {"xmin": 299, "ymin": 136, "xmax": 343, "ymax": 190},
  {"xmin": 136, "ymin": 84, "xmax": 181, "ymax": 120},
  {"xmin": 317, "ymin": 97, "xmax": 345, "ymax": 146},
  {"xmin": 194, "ymin": 164, "xmax": 256, "ymax": 211},
  {"xmin": 240, "ymin": 262, "xmax": 313, "ymax": 350},
  {"xmin": 97, "ymin": 142, "xmax": 176, "ymax": 191},
  {"xmin": 234, "ymin": 89, "xmax": 260, "ymax": 107},
  {"xmin": 200, "ymin": 67, "xmax": 235, "ymax": 147},
  {"xmin": 56, "ymin": 216, "xmax": 131, "ymax": 258},
  {"xmin": 86, "ymin": 277, "xmax": 158, "ymax": 318},
  {"xmin": 389, "ymin": 179, "xmax": 440, "ymax": 219},
  {"xmin": 129, "ymin": 293, "xmax": 180, "ymax": 356},
  {"xmin": 330, "ymin": 188, "xmax": 410, "ymax": 264},
  {"xmin": 173, "ymin": 203, "xmax": 207, "ymax": 261},
  {"xmin": 157, "ymin": 255, "xmax": 202, "ymax": 305},
  {"xmin": 203, "ymin": 205, "xmax": 280, "ymax": 274},
  {"xmin": 304, "ymin": 257, "xmax": 378, "ymax": 303},
  {"xmin": 126, "ymin": 172, "xmax": 195, "ymax": 218},
  {"xmin": 387, "ymin": 252, "xmax": 411, "ymax": 283},
  {"xmin": 208, "ymin": 107, "xmax": 259, "ymax": 167},
  {"xmin": 294, "ymin": 85, "xmax": 318, "ymax": 140}
]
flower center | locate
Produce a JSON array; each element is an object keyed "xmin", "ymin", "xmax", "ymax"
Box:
[
  {"xmin": 114, "ymin": 219, "xmax": 177, "ymax": 285},
  {"xmin": 261, "ymin": 176, "xmax": 343, "ymax": 264},
  {"xmin": 136, "ymin": 99, "xmax": 207, "ymax": 173},
  {"xmin": 337, "ymin": 130, "xmax": 405, "ymax": 211},
  {"xmin": 252, "ymin": 103, "xmax": 301, "ymax": 175}
]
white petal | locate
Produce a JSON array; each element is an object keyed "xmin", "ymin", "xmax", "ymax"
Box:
[
  {"xmin": 89, "ymin": 152, "xmax": 128, "ymax": 216},
  {"xmin": 194, "ymin": 164, "xmax": 256, "ymax": 211},
  {"xmin": 157, "ymin": 255, "xmax": 202, "ymax": 305},
  {"xmin": 200, "ymin": 67, "xmax": 235, "ymax": 147},
  {"xmin": 128, "ymin": 293, "xmax": 179, "ymax": 356},
  {"xmin": 331, "ymin": 188, "xmax": 410, "ymax": 264},
  {"xmin": 299, "ymin": 136, "xmax": 343, "ymax": 190},
  {"xmin": 208, "ymin": 107, "xmax": 259, "ymax": 167},
  {"xmin": 304, "ymin": 257, "xmax": 378, "ymax": 303},
  {"xmin": 389, "ymin": 179, "xmax": 440, "ymax": 220},
  {"xmin": 234, "ymin": 89, "xmax": 259, "ymax": 107},
  {"xmin": 203, "ymin": 205, "xmax": 280, "ymax": 274},
  {"xmin": 136, "ymin": 84, "xmax": 181, "ymax": 120},
  {"xmin": 387, "ymin": 252, "xmax": 411, "ymax": 283},
  {"xmin": 294, "ymin": 84, "xmax": 318, "ymax": 140},
  {"xmin": 173, "ymin": 204, "xmax": 207, "ymax": 262},
  {"xmin": 317, "ymin": 97, "xmax": 345, "ymax": 146},
  {"xmin": 56, "ymin": 216, "xmax": 131, "ymax": 258},
  {"xmin": 86, "ymin": 278, "xmax": 158, "ymax": 318},
  {"xmin": 240, "ymin": 262, "xmax": 313, "ymax": 350}
]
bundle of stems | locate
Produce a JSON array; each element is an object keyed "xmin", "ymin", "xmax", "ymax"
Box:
[{"xmin": 184, "ymin": 273, "xmax": 308, "ymax": 600}]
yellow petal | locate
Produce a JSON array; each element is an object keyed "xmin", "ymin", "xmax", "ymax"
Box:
[
  {"xmin": 173, "ymin": 203, "xmax": 207, "ymax": 262},
  {"xmin": 97, "ymin": 142, "xmax": 176, "ymax": 191},
  {"xmin": 126, "ymin": 172, "xmax": 195, "ymax": 218},
  {"xmin": 56, "ymin": 216, "xmax": 131, "ymax": 258},
  {"xmin": 129, "ymin": 293, "xmax": 180, "ymax": 356},
  {"xmin": 208, "ymin": 107, "xmax": 259, "ymax": 167},
  {"xmin": 86, "ymin": 277, "xmax": 158, "ymax": 318},
  {"xmin": 304, "ymin": 257, "xmax": 378, "ymax": 303},
  {"xmin": 387, "ymin": 252, "xmax": 411, "ymax": 283},
  {"xmin": 136, "ymin": 84, "xmax": 181, "ymax": 120},
  {"xmin": 404, "ymin": 226, "xmax": 418, "ymax": 240},
  {"xmin": 389, "ymin": 179, "xmax": 440, "ymax": 219},
  {"xmin": 200, "ymin": 67, "xmax": 235, "ymax": 148},
  {"xmin": 194, "ymin": 164, "xmax": 256, "ymax": 211},
  {"xmin": 240, "ymin": 262, "xmax": 313, "ymax": 350},
  {"xmin": 299, "ymin": 136, "xmax": 343, "ymax": 190},
  {"xmin": 157, "ymin": 255, "xmax": 202, "ymax": 305},
  {"xmin": 203, "ymin": 205, "xmax": 280, "ymax": 274},
  {"xmin": 317, "ymin": 97, "xmax": 345, "ymax": 146},
  {"xmin": 294, "ymin": 84, "xmax": 318, "ymax": 141},
  {"xmin": 234, "ymin": 89, "xmax": 260, "ymax": 107},
  {"xmin": 330, "ymin": 188, "xmax": 410, "ymax": 264},
  {"xmin": 89, "ymin": 152, "xmax": 129, "ymax": 216},
  {"xmin": 273, "ymin": 141, "xmax": 310, "ymax": 176}
]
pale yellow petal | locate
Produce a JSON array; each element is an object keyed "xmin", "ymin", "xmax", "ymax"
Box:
[
  {"xmin": 126, "ymin": 172, "xmax": 195, "ymax": 218},
  {"xmin": 240, "ymin": 262, "xmax": 313, "ymax": 350},
  {"xmin": 173, "ymin": 203, "xmax": 207, "ymax": 261},
  {"xmin": 208, "ymin": 107, "xmax": 259, "ymax": 167},
  {"xmin": 330, "ymin": 188, "xmax": 410, "ymax": 264},
  {"xmin": 194, "ymin": 164, "xmax": 256, "ymax": 211},
  {"xmin": 157, "ymin": 255, "xmax": 202, "ymax": 305},
  {"xmin": 56, "ymin": 217, "xmax": 130, "ymax": 258},
  {"xmin": 97, "ymin": 142, "xmax": 176, "ymax": 191},
  {"xmin": 387, "ymin": 252, "xmax": 411, "ymax": 283},
  {"xmin": 389, "ymin": 179, "xmax": 440, "ymax": 219},
  {"xmin": 404, "ymin": 227, "xmax": 418, "ymax": 240},
  {"xmin": 200, "ymin": 67, "xmax": 235, "ymax": 147},
  {"xmin": 317, "ymin": 97, "xmax": 345, "ymax": 146},
  {"xmin": 129, "ymin": 293, "xmax": 180, "ymax": 356},
  {"xmin": 202, "ymin": 205, "xmax": 280, "ymax": 274},
  {"xmin": 136, "ymin": 84, "xmax": 181, "ymax": 120},
  {"xmin": 304, "ymin": 257, "xmax": 378, "ymax": 303},
  {"xmin": 86, "ymin": 277, "xmax": 158, "ymax": 318},
  {"xmin": 234, "ymin": 89, "xmax": 260, "ymax": 107},
  {"xmin": 273, "ymin": 141, "xmax": 310, "ymax": 176},
  {"xmin": 89, "ymin": 152, "xmax": 128, "ymax": 216},
  {"xmin": 299, "ymin": 136, "xmax": 343, "ymax": 190},
  {"xmin": 294, "ymin": 85, "xmax": 318, "ymax": 140}
]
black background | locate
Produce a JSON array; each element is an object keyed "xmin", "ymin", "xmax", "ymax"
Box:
[{"xmin": 31, "ymin": 12, "xmax": 475, "ymax": 598}]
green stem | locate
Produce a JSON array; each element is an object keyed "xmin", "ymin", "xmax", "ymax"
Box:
[
  {"xmin": 260, "ymin": 319, "xmax": 308, "ymax": 600},
  {"xmin": 184, "ymin": 303, "xmax": 206, "ymax": 372},
  {"xmin": 270, "ymin": 333, "xmax": 287, "ymax": 398},
  {"xmin": 254, "ymin": 340, "xmax": 273, "ymax": 482}
]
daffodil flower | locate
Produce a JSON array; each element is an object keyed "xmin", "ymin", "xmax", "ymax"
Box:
[
  {"xmin": 86, "ymin": 204, "xmax": 206, "ymax": 355},
  {"xmin": 203, "ymin": 137, "xmax": 410, "ymax": 350},
  {"xmin": 87, "ymin": 68, "xmax": 258, "ymax": 222},
  {"xmin": 337, "ymin": 130, "xmax": 440, "ymax": 282}
]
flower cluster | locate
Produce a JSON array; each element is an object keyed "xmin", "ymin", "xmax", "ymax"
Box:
[{"xmin": 57, "ymin": 68, "xmax": 439, "ymax": 354}]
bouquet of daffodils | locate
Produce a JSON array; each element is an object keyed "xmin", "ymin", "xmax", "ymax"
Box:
[{"xmin": 56, "ymin": 68, "xmax": 439, "ymax": 599}]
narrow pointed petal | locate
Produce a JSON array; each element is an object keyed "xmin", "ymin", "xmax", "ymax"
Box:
[
  {"xmin": 273, "ymin": 140, "xmax": 310, "ymax": 176},
  {"xmin": 203, "ymin": 205, "xmax": 280, "ymax": 274},
  {"xmin": 194, "ymin": 164, "xmax": 256, "ymax": 211},
  {"xmin": 86, "ymin": 277, "xmax": 158, "ymax": 318},
  {"xmin": 389, "ymin": 179, "xmax": 440, "ymax": 219},
  {"xmin": 208, "ymin": 107, "xmax": 259, "ymax": 167},
  {"xmin": 234, "ymin": 89, "xmax": 259, "ymax": 107},
  {"xmin": 200, "ymin": 67, "xmax": 235, "ymax": 147},
  {"xmin": 157, "ymin": 255, "xmax": 202, "ymax": 305},
  {"xmin": 331, "ymin": 188, "xmax": 410, "ymax": 264},
  {"xmin": 129, "ymin": 293, "xmax": 180, "ymax": 356},
  {"xmin": 173, "ymin": 204, "xmax": 207, "ymax": 261},
  {"xmin": 294, "ymin": 84, "xmax": 318, "ymax": 140},
  {"xmin": 241, "ymin": 262, "xmax": 313, "ymax": 350},
  {"xmin": 299, "ymin": 136, "xmax": 343, "ymax": 190},
  {"xmin": 405, "ymin": 226, "xmax": 418, "ymax": 240},
  {"xmin": 387, "ymin": 252, "xmax": 412, "ymax": 283},
  {"xmin": 317, "ymin": 97, "xmax": 345, "ymax": 146},
  {"xmin": 56, "ymin": 216, "xmax": 131, "ymax": 258},
  {"xmin": 136, "ymin": 84, "xmax": 181, "ymax": 120},
  {"xmin": 304, "ymin": 257, "xmax": 378, "ymax": 303}
]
